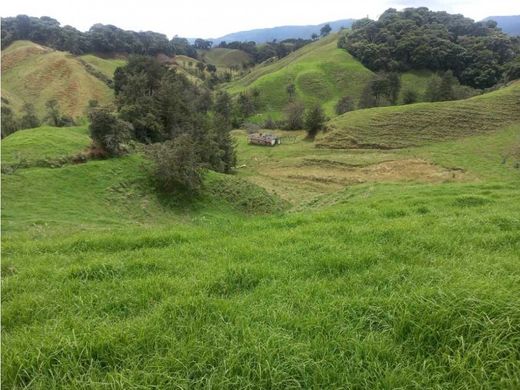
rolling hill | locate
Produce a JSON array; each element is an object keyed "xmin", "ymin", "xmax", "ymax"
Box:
[
  {"xmin": 225, "ymin": 34, "xmax": 439, "ymax": 120},
  {"xmin": 1, "ymin": 41, "xmax": 114, "ymax": 119},
  {"xmin": 212, "ymin": 19, "xmax": 355, "ymax": 43},
  {"xmin": 3, "ymin": 93, "xmax": 520, "ymax": 387},
  {"xmin": 225, "ymin": 34, "xmax": 374, "ymax": 119},
  {"xmin": 317, "ymin": 81, "xmax": 520, "ymax": 149},
  {"xmin": 198, "ymin": 48, "xmax": 253, "ymax": 69}
]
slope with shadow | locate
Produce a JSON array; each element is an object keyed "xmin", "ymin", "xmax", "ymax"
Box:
[
  {"xmin": 317, "ymin": 82, "xmax": 520, "ymax": 149},
  {"xmin": 225, "ymin": 34, "xmax": 374, "ymax": 118},
  {"xmin": 1, "ymin": 41, "xmax": 114, "ymax": 119}
]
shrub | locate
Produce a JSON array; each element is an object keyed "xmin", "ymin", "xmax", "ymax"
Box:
[
  {"xmin": 335, "ymin": 96, "xmax": 355, "ymax": 115},
  {"xmin": 284, "ymin": 101, "xmax": 305, "ymax": 130},
  {"xmin": 304, "ymin": 105, "xmax": 326, "ymax": 139},
  {"xmin": 88, "ymin": 107, "xmax": 132, "ymax": 157},
  {"xmin": 402, "ymin": 89, "xmax": 418, "ymax": 104},
  {"xmin": 148, "ymin": 133, "xmax": 204, "ymax": 195}
]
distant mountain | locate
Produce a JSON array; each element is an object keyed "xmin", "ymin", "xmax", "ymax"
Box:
[
  {"xmin": 483, "ymin": 15, "xmax": 520, "ymax": 36},
  {"xmin": 212, "ymin": 19, "xmax": 355, "ymax": 44}
]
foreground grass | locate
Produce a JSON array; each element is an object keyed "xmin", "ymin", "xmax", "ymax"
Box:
[
  {"xmin": 3, "ymin": 179, "xmax": 520, "ymax": 388},
  {"xmin": 2, "ymin": 120, "xmax": 520, "ymax": 387}
]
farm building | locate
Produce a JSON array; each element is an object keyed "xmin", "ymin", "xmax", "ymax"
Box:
[{"xmin": 248, "ymin": 133, "xmax": 281, "ymax": 146}]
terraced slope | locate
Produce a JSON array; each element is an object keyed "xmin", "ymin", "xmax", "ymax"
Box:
[
  {"xmin": 317, "ymin": 81, "xmax": 520, "ymax": 149},
  {"xmin": 224, "ymin": 34, "xmax": 374, "ymax": 118},
  {"xmin": 1, "ymin": 41, "xmax": 114, "ymax": 119}
]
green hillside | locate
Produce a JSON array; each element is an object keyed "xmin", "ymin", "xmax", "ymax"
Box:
[
  {"xmin": 1, "ymin": 125, "xmax": 90, "ymax": 166},
  {"xmin": 79, "ymin": 54, "xmax": 126, "ymax": 79},
  {"xmin": 224, "ymin": 34, "xmax": 374, "ymax": 118},
  {"xmin": 317, "ymin": 81, "xmax": 520, "ymax": 149},
  {"xmin": 1, "ymin": 41, "xmax": 114, "ymax": 119},
  {"xmin": 3, "ymin": 116, "xmax": 520, "ymax": 387},
  {"xmin": 199, "ymin": 47, "xmax": 253, "ymax": 68}
]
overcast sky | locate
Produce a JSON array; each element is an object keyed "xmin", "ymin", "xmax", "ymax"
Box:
[{"xmin": 1, "ymin": 0, "xmax": 518, "ymax": 38}]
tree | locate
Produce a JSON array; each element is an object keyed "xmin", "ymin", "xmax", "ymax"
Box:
[
  {"xmin": 286, "ymin": 83, "xmax": 296, "ymax": 100},
  {"xmin": 358, "ymin": 83, "xmax": 377, "ymax": 108},
  {"xmin": 45, "ymin": 99, "xmax": 61, "ymax": 126},
  {"xmin": 311, "ymin": 33, "xmax": 318, "ymax": 41},
  {"xmin": 214, "ymin": 91, "xmax": 233, "ymax": 130},
  {"xmin": 1, "ymin": 101, "xmax": 18, "ymax": 138},
  {"xmin": 148, "ymin": 133, "xmax": 203, "ymax": 195},
  {"xmin": 438, "ymin": 70, "xmax": 456, "ymax": 101},
  {"xmin": 284, "ymin": 102, "xmax": 305, "ymax": 130},
  {"xmin": 88, "ymin": 107, "xmax": 132, "ymax": 156},
  {"xmin": 402, "ymin": 89, "xmax": 418, "ymax": 104},
  {"xmin": 304, "ymin": 105, "xmax": 326, "ymax": 138},
  {"xmin": 194, "ymin": 38, "xmax": 213, "ymax": 50},
  {"xmin": 335, "ymin": 96, "xmax": 355, "ymax": 115},
  {"xmin": 19, "ymin": 103, "xmax": 40, "ymax": 129},
  {"xmin": 320, "ymin": 24, "xmax": 332, "ymax": 37}
]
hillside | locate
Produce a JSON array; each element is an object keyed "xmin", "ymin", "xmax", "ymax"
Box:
[
  {"xmin": 213, "ymin": 19, "xmax": 355, "ymax": 43},
  {"xmin": 225, "ymin": 34, "xmax": 373, "ymax": 118},
  {"xmin": 317, "ymin": 82, "xmax": 520, "ymax": 149},
  {"xmin": 1, "ymin": 41, "xmax": 114, "ymax": 119},
  {"xmin": 3, "ymin": 113, "xmax": 520, "ymax": 387},
  {"xmin": 198, "ymin": 48, "xmax": 253, "ymax": 69}
]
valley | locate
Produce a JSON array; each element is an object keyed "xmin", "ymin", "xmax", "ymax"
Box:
[{"xmin": 2, "ymin": 7, "xmax": 520, "ymax": 389}]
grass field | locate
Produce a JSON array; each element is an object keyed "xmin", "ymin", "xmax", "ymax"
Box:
[
  {"xmin": 1, "ymin": 51, "xmax": 520, "ymax": 389},
  {"xmin": 318, "ymin": 81, "xmax": 520, "ymax": 149},
  {"xmin": 1, "ymin": 41, "xmax": 114, "ymax": 119},
  {"xmin": 2, "ymin": 80, "xmax": 520, "ymax": 387}
]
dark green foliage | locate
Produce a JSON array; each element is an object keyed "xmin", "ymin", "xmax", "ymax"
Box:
[
  {"xmin": 45, "ymin": 99, "xmax": 61, "ymax": 127},
  {"xmin": 284, "ymin": 101, "xmax": 305, "ymax": 130},
  {"xmin": 320, "ymin": 24, "xmax": 332, "ymax": 37},
  {"xmin": 217, "ymin": 38, "xmax": 312, "ymax": 64},
  {"xmin": 358, "ymin": 72, "xmax": 401, "ymax": 108},
  {"xmin": 88, "ymin": 107, "xmax": 132, "ymax": 157},
  {"xmin": 1, "ymin": 15, "xmax": 199, "ymax": 59},
  {"xmin": 286, "ymin": 83, "xmax": 296, "ymax": 100},
  {"xmin": 19, "ymin": 103, "xmax": 40, "ymax": 130},
  {"xmin": 194, "ymin": 39, "xmax": 213, "ymax": 50},
  {"xmin": 402, "ymin": 89, "xmax": 418, "ymax": 104},
  {"xmin": 115, "ymin": 55, "xmax": 237, "ymax": 185},
  {"xmin": 148, "ymin": 133, "xmax": 203, "ymax": 195},
  {"xmin": 504, "ymin": 58, "xmax": 520, "ymax": 82},
  {"xmin": 335, "ymin": 95, "xmax": 356, "ymax": 115},
  {"xmin": 304, "ymin": 105, "xmax": 326, "ymax": 138},
  {"xmin": 1, "ymin": 102, "xmax": 19, "ymax": 138},
  {"xmin": 214, "ymin": 91, "xmax": 233, "ymax": 130},
  {"xmin": 341, "ymin": 7, "xmax": 519, "ymax": 88},
  {"xmin": 424, "ymin": 71, "xmax": 473, "ymax": 102}
]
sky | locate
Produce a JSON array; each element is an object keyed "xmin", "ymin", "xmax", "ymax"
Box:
[{"xmin": 1, "ymin": 0, "xmax": 519, "ymax": 39}]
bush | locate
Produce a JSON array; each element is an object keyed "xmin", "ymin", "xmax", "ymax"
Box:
[
  {"xmin": 284, "ymin": 101, "xmax": 305, "ymax": 130},
  {"xmin": 335, "ymin": 96, "xmax": 355, "ymax": 115},
  {"xmin": 148, "ymin": 133, "xmax": 203, "ymax": 195},
  {"xmin": 304, "ymin": 105, "xmax": 326, "ymax": 139},
  {"xmin": 88, "ymin": 107, "xmax": 132, "ymax": 157},
  {"xmin": 402, "ymin": 89, "xmax": 418, "ymax": 104}
]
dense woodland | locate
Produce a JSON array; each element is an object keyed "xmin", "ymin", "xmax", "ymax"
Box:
[
  {"xmin": 339, "ymin": 7, "xmax": 520, "ymax": 88},
  {"xmin": 1, "ymin": 15, "xmax": 195, "ymax": 57}
]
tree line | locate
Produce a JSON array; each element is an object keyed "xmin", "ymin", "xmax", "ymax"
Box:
[
  {"xmin": 338, "ymin": 7, "xmax": 520, "ymax": 89},
  {"xmin": 1, "ymin": 15, "xmax": 198, "ymax": 58}
]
